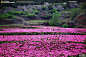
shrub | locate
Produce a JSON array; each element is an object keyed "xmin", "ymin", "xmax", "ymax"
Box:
[
  {"xmin": 32, "ymin": 7, "xmax": 37, "ymax": 10},
  {"xmin": 48, "ymin": 8, "xmax": 56, "ymax": 14},
  {"xmin": 12, "ymin": 11, "xmax": 21, "ymax": 15},
  {"xmin": 20, "ymin": 11, "xmax": 27, "ymax": 15},
  {"xmin": 2, "ymin": 6, "xmax": 7, "ymax": 9},
  {"xmin": 70, "ymin": 8, "xmax": 81, "ymax": 20},
  {"xmin": 42, "ymin": 6, "xmax": 46, "ymax": 11},
  {"xmin": 35, "ymin": 10, "xmax": 39, "ymax": 15},
  {"xmin": 57, "ymin": 8, "xmax": 60, "ymax": 11},
  {"xmin": 62, "ymin": 4, "xmax": 67, "ymax": 9},
  {"xmin": 48, "ymin": 5, "xmax": 53, "ymax": 10},
  {"xmin": 79, "ymin": 2, "xmax": 86, "ymax": 10},
  {"xmin": 53, "ymin": 3, "xmax": 58, "ymax": 6},
  {"xmin": 49, "ymin": 11, "xmax": 61, "ymax": 26},
  {"xmin": 28, "ymin": 13, "xmax": 34, "ymax": 17},
  {"xmin": 0, "ymin": 13, "xmax": 15, "ymax": 19},
  {"xmin": 62, "ymin": 23, "xmax": 69, "ymax": 28},
  {"xmin": 7, "ymin": 10, "xmax": 12, "ymax": 14},
  {"xmin": 12, "ymin": 11, "xmax": 27, "ymax": 16},
  {"xmin": 81, "ymin": 9, "xmax": 86, "ymax": 13},
  {"xmin": 41, "ymin": 15, "xmax": 52, "ymax": 19},
  {"xmin": 85, "ymin": 13, "xmax": 86, "ymax": 17},
  {"xmin": 22, "ymin": 8, "xmax": 24, "ymax": 11},
  {"xmin": 60, "ymin": 3, "xmax": 67, "ymax": 9}
]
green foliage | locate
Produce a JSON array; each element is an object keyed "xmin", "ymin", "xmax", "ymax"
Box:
[
  {"xmin": 7, "ymin": 10, "xmax": 13, "ymax": 14},
  {"xmin": 53, "ymin": 3, "xmax": 58, "ymax": 6},
  {"xmin": 85, "ymin": 13, "xmax": 86, "ymax": 17},
  {"xmin": 42, "ymin": 6, "xmax": 46, "ymax": 11},
  {"xmin": 12, "ymin": 11, "xmax": 21, "ymax": 15},
  {"xmin": 57, "ymin": 8, "xmax": 60, "ymax": 11},
  {"xmin": 28, "ymin": 13, "xmax": 34, "ymax": 17},
  {"xmin": 49, "ymin": 11, "xmax": 61, "ymax": 26},
  {"xmin": 12, "ymin": 11, "xmax": 27, "ymax": 16},
  {"xmin": 48, "ymin": 8, "xmax": 56, "ymax": 14},
  {"xmin": 35, "ymin": 10, "xmax": 39, "ymax": 15},
  {"xmin": 2, "ymin": 6, "xmax": 7, "ymax": 9},
  {"xmin": 22, "ymin": 8, "xmax": 24, "ymax": 11},
  {"xmin": 70, "ymin": 8, "xmax": 81, "ymax": 20},
  {"xmin": 81, "ymin": 9, "xmax": 86, "ymax": 13},
  {"xmin": 60, "ymin": 3, "xmax": 67, "ymax": 9},
  {"xmin": 60, "ymin": 3, "xmax": 64, "ymax": 5},
  {"xmin": 32, "ymin": 7, "xmax": 37, "ymax": 10},
  {"xmin": 73, "ymin": 26, "xmax": 78, "ymax": 28},
  {"xmin": 67, "ymin": 2, "xmax": 70, "ymax": 8},
  {"xmin": 48, "ymin": 5, "xmax": 53, "ymax": 10},
  {"xmin": 0, "ymin": 13, "xmax": 15, "ymax": 19},
  {"xmin": 62, "ymin": 4, "xmax": 68, "ymax": 9},
  {"xmin": 0, "ymin": 12, "xmax": 2, "ymax": 15},
  {"xmin": 20, "ymin": 11, "xmax": 27, "ymax": 15},
  {"xmin": 62, "ymin": 23, "xmax": 69, "ymax": 28},
  {"xmin": 79, "ymin": 2, "xmax": 86, "ymax": 9}
]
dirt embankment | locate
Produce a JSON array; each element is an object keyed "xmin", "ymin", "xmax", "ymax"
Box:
[{"xmin": 74, "ymin": 13, "xmax": 86, "ymax": 27}]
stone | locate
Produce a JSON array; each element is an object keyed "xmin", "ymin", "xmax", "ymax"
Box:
[{"xmin": 3, "ymin": 7, "xmax": 15, "ymax": 13}]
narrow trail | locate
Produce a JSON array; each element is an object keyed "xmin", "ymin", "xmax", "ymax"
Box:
[{"xmin": 15, "ymin": 16, "xmax": 26, "ymax": 23}]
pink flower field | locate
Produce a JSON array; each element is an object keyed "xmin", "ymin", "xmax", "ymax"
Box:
[{"xmin": 0, "ymin": 26, "xmax": 86, "ymax": 57}]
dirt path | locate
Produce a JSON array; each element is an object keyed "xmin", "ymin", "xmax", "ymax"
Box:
[{"xmin": 15, "ymin": 16, "xmax": 26, "ymax": 23}]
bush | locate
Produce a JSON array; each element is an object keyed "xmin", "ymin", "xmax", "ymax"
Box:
[
  {"xmin": 79, "ymin": 2, "xmax": 86, "ymax": 10},
  {"xmin": 48, "ymin": 5, "xmax": 53, "ymax": 10},
  {"xmin": 41, "ymin": 15, "xmax": 52, "ymax": 19},
  {"xmin": 60, "ymin": 3, "xmax": 67, "ymax": 9},
  {"xmin": 2, "ymin": 6, "xmax": 7, "ymax": 9},
  {"xmin": 48, "ymin": 8, "xmax": 56, "ymax": 14},
  {"xmin": 85, "ymin": 13, "xmax": 86, "ymax": 17},
  {"xmin": 70, "ymin": 8, "xmax": 81, "ymax": 20},
  {"xmin": 49, "ymin": 11, "xmax": 61, "ymax": 26},
  {"xmin": 0, "ymin": 13, "xmax": 15, "ymax": 19},
  {"xmin": 62, "ymin": 23, "xmax": 69, "ymax": 28},
  {"xmin": 12, "ymin": 11, "xmax": 21, "ymax": 15},
  {"xmin": 62, "ymin": 4, "xmax": 67, "ymax": 9},
  {"xmin": 12, "ymin": 11, "xmax": 27, "ymax": 16},
  {"xmin": 35, "ymin": 10, "xmax": 39, "ymax": 15},
  {"xmin": 7, "ymin": 10, "xmax": 13, "ymax": 14},
  {"xmin": 32, "ymin": 7, "xmax": 37, "ymax": 10},
  {"xmin": 81, "ymin": 9, "xmax": 86, "ymax": 13},
  {"xmin": 42, "ymin": 6, "xmax": 46, "ymax": 11},
  {"xmin": 28, "ymin": 13, "xmax": 34, "ymax": 17},
  {"xmin": 57, "ymin": 8, "xmax": 60, "ymax": 11},
  {"xmin": 20, "ymin": 11, "xmax": 27, "ymax": 15},
  {"xmin": 53, "ymin": 3, "xmax": 58, "ymax": 6}
]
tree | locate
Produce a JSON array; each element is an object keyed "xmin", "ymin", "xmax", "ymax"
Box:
[
  {"xmin": 79, "ymin": 2, "xmax": 86, "ymax": 10},
  {"xmin": 49, "ymin": 11, "xmax": 61, "ymax": 26},
  {"xmin": 62, "ymin": 23, "xmax": 69, "ymax": 28}
]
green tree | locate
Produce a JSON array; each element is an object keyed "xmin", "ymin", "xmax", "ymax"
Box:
[
  {"xmin": 0, "ymin": 13, "xmax": 15, "ymax": 19},
  {"xmin": 42, "ymin": 6, "xmax": 46, "ymax": 11},
  {"xmin": 62, "ymin": 23, "xmax": 69, "ymax": 28},
  {"xmin": 79, "ymin": 2, "xmax": 86, "ymax": 10},
  {"xmin": 70, "ymin": 8, "xmax": 81, "ymax": 20},
  {"xmin": 48, "ymin": 5, "xmax": 53, "ymax": 10},
  {"xmin": 53, "ymin": 3, "xmax": 58, "ymax": 6},
  {"xmin": 49, "ymin": 11, "xmax": 61, "ymax": 26}
]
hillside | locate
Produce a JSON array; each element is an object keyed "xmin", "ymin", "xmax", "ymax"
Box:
[{"xmin": 0, "ymin": 2, "xmax": 86, "ymax": 28}]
